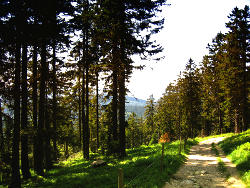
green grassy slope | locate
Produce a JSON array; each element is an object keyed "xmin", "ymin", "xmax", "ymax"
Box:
[
  {"xmin": 24, "ymin": 140, "xmax": 197, "ymax": 188},
  {"xmin": 219, "ymin": 129, "xmax": 250, "ymax": 186}
]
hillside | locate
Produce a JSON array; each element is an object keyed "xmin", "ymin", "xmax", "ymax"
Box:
[{"xmin": 125, "ymin": 96, "xmax": 146, "ymax": 117}]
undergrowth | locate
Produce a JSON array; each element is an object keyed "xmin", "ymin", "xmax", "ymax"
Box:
[
  {"xmin": 219, "ymin": 129, "xmax": 250, "ymax": 187},
  {"xmin": 23, "ymin": 139, "xmax": 198, "ymax": 188},
  {"xmin": 211, "ymin": 143, "xmax": 219, "ymax": 156}
]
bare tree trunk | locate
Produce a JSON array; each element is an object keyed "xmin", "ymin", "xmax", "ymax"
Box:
[
  {"xmin": 85, "ymin": 43, "xmax": 90, "ymax": 159},
  {"xmin": 81, "ymin": 41, "xmax": 86, "ymax": 157},
  {"xmin": 96, "ymin": 71, "xmax": 99, "ymax": 150},
  {"xmin": 81, "ymin": 21, "xmax": 90, "ymax": 159},
  {"xmin": 0, "ymin": 94, "xmax": 3, "ymax": 161},
  {"xmin": 11, "ymin": 41, "xmax": 21, "ymax": 188},
  {"xmin": 178, "ymin": 112, "xmax": 182, "ymax": 154},
  {"xmin": 218, "ymin": 106, "xmax": 223, "ymax": 134},
  {"xmin": 112, "ymin": 45, "xmax": 118, "ymax": 144},
  {"xmin": 44, "ymin": 87, "xmax": 52, "ymax": 170},
  {"xmin": 242, "ymin": 27, "xmax": 247, "ymax": 131},
  {"xmin": 52, "ymin": 44, "xmax": 58, "ymax": 161},
  {"xmin": 32, "ymin": 44, "xmax": 39, "ymax": 172},
  {"xmin": 242, "ymin": 61, "xmax": 247, "ymax": 131},
  {"xmin": 234, "ymin": 109, "xmax": 240, "ymax": 133},
  {"xmin": 78, "ymin": 67, "xmax": 82, "ymax": 149},
  {"xmin": 118, "ymin": 68, "xmax": 126, "ymax": 157},
  {"xmin": 85, "ymin": 20, "xmax": 90, "ymax": 158},
  {"xmin": 21, "ymin": 42, "xmax": 31, "ymax": 179},
  {"xmin": 37, "ymin": 42, "xmax": 47, "ymax": 176}
]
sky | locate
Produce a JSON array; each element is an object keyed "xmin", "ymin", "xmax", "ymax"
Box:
[{"xmin": 127, "ymin": 0, "xmax": 250, "ymax": 101}]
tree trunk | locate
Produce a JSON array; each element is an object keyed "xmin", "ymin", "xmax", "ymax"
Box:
[
  {"xmin": 78, "ymin": 66, "xmax": 82, "ymax": 150},
  {"xmin": 242, "ymin": 47, "xmax": 247, "ymax": 131},
  {"xmin": 0, "ymin": 97, "xmax": 3, "ymax": 161},
  {"xmin": 21, "ymin": 42, "xmax": 31, "ymax": 179},
  {"xmin": 32, "ymin": 44, "xmax": 39, "ymax": 172},
  {"xmin": 178, "ymin": 112, "xmax": 182, "ymax": 154},
  {"xmin": 234, "ymin": 109, "xmax": 240, "ymax": 133},
  {"xmin": 112, "ymin": 46, "xmax": 118, "ymax": 143},
  {"xmin": 96, "ymin": 71, "xmax": 99, "ymax": 149},
  {"xmin": 44, "ymin": 87, "xmax": 52, "ymax": 170},
  {"xmin": 37, "ymin": 42, "xmax": 47, "ymax": 176},
  {"xmin": 84, "ymin": 64, "xmax": 90, "ymax": 159},
  {"xmin": 84, "ymin": 28, "xmax": 90, "ymax": 160},
  {"xmin": 44, "ymin": 42, "xmax": 52, "ymax": 169},
  {"xmin": 112, "ymin": 71, "xmax": 118, "ymax": 141},
  {"xmin": 80, "ymin": 0, "xmax": 91, "ymax": 160},
  {"xmin": 241, "ymin": 19, "xmax": 247, "ymax": 131},
  {"xmin": 118, "ymin": 68, "xmax": 126, "ymax": 157},
  {"xmin": 52, "ymin": 44, "xmax": 58, "ymax": 161},
  {"xmin": 204, "ymin": 119, "xmax": 210, "ymax": 136},
  {"xmin": 5, "ymin": 116, "xmax": 12, "ymax": 162},
  {"xmin": 82, "ymin": 56, "xmax": 86, "ymax": 158},
  {"xmin": 11, "ymin": 41, "xmax": 21, "ymax": 188},
  {"xmin": 218, "ymin": 106, "xmax": 223, "ymax": 134}
]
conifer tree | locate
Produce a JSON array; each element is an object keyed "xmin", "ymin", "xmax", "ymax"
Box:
[
  {"xmin": 225, "ymin": 6, "xmax": 249, "ymax": 132},
  {"xmin": 96, "ymin": 0, "xmax": 166, "ymax": 157},
  {"xmin": 144, "ymin": 95, "xmax": 156, "ymax": 144},
  {"xmin": 204, "ymin": 32, "xmax": 227, "ymax": 134},
  {"xmin": 181, "ymin": 59, "xmax": 202, "ymax": 138}
]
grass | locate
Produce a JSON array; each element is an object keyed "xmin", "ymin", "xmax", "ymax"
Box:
[
  {"xmin": 219, "ymin": 129, "xmax": 250, "ymax": 187},
  {"xmin": 23, "ymin": 139, "xmax": 198, "ymax": 188},
  {"xmin": 21, "ymin": 131, "xmax": 248, "ymax": 187}
]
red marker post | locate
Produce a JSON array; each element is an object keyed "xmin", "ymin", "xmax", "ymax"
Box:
[{"xmin": 159, "ymin": 133, "xmax": 170, "ymax": 172}]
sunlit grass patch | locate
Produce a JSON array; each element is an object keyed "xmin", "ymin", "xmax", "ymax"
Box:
[
  {"xmin": 23, "ymin": 139, "xmax": 197, "ymax": 188},
  {"xmin": 219, "ymin": 129, "xmax": 250, "ymax": 186}
]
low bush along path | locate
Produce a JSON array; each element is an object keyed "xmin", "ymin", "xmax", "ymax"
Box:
[{"xmin": 163, "ymin": 137, "xmax": 246, "ymax": 188}]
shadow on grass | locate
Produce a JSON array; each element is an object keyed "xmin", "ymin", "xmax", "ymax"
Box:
[
  {"xmin": 26, "ymin": 139, "xmax": 197, "ymax": 188},
  {"xmin": 218, "ymin": 130, "xmax": 250, "ymax": 156}
]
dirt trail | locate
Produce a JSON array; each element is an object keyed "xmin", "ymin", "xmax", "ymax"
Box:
[{"xmin": 163, "ymin": 137, "xmax": 246, "ymax": 188}]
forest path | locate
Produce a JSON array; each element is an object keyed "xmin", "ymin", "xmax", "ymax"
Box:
[{"xmin": 163, "ymin": 137, "xmax": 245, "ymax": 188}]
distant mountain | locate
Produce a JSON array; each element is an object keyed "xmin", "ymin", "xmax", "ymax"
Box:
[
  {"xmin": 126, "ymin": 96, "xmax": 146, "ymax": 106},
  {"xmin": 125, "ymin": 96, "xmax": 146, "ymax": 117},
  {"xmin": 101, "ymin": 95, "xmax": 146, "ymax": 117}
]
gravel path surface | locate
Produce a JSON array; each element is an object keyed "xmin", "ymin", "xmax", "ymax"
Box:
[{"xmin": 163, "ymin": 137, "xmax": 246, "ymax": 188}]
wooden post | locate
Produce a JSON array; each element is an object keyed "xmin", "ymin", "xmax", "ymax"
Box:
[
  {"xmin": 118, "ymin": 168, "xmax": 124, "ymax": 188},
  {"xmin": 161, "ymin": 143, "xmax": 164, "ymax": 172}
]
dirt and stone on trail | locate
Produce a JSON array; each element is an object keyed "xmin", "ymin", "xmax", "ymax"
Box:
[{"xmin": 163, "ymin": 137, "xmax": 246, "ymax": 188}]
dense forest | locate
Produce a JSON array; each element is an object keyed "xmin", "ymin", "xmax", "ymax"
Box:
[
  {"xmin": 0, "ymin": 0, "xmax": 249, "ymax": 187},
  {"xmin": 152, "ymin": 5, "xmax": 249, "ymax": 140}
]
